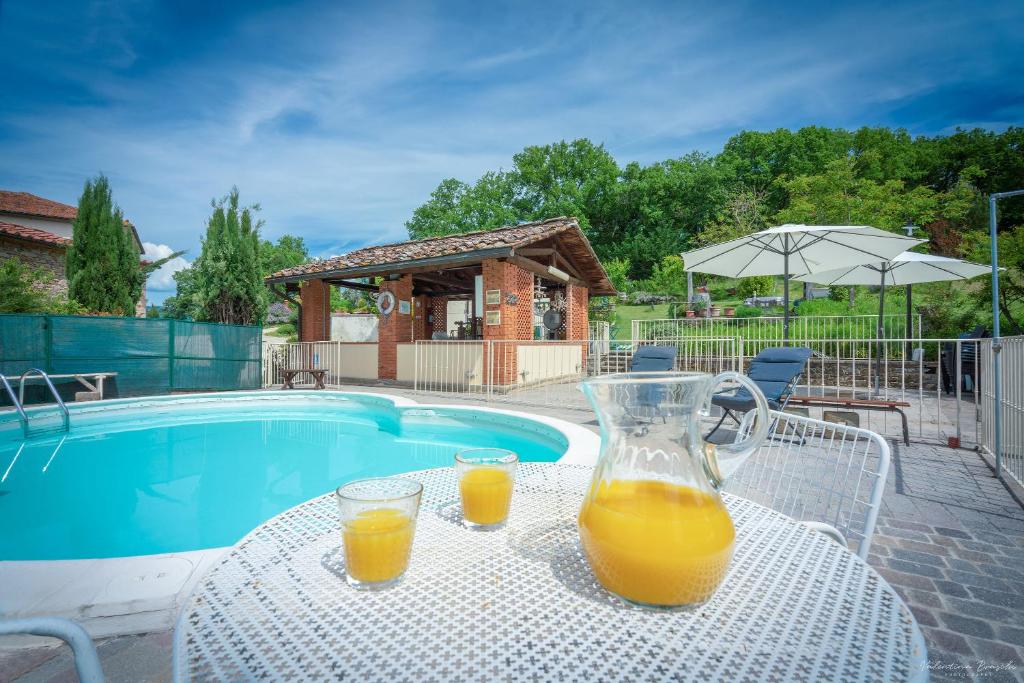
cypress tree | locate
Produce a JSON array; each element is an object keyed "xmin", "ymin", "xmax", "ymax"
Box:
[
  {"xmin": 66, "ymin": 175, "xmax": 142, "ymax": 315},
  {"xmin": 189, "ymin": 188, "xmax": 268, "ymax": 325}
]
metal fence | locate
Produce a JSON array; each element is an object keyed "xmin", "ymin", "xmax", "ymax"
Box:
[
  {"xmin": 632, "ymin": 314, "xmax": 922, "ymax": 345},
  {"xmin": 260, "ymin": 334, "xmax": 982, "ymax": 448},
  {"xmin": 979, "ymin": 337, "xmax": 1024, "ymax": 486}
]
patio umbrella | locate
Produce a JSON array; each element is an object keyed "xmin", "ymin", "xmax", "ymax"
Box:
[
  {"xmin": 681, "ymin": 224, "xmax": 925, "ymax": 340},
  {"xmin": 794, "ymin": 251, "xmax": 990, "ymax": 391}
]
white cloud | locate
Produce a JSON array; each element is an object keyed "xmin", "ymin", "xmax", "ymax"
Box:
[{"xmin": 142, "ymin": 242, "xmax": 190, "ymax": 292}]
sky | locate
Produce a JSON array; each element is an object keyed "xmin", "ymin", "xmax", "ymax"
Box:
[{"xmin": 1, "ymin": 0, "xmax": 1022, "ymax": 304}]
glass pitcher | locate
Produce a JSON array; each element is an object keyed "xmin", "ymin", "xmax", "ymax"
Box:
[{"xmin": 578, "ymin": 371, "xmax": 771, "ymax": 610}]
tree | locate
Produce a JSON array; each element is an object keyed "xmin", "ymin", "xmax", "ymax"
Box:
[
  {"xmin": 0, "ymin": 259, "xmax": 84, "ymax": 313},
  {"xmin": 259, "ymin": 234, "xmax": 309, "ymax": 276},
  {"xmin": 182, "ymin": 188, "xmax": 267, "ymax": 325},
  {"xmin": 646, "ymin": 255, "xmax": 687, "ymax": 296},
  {"xmin": 603, "ymin": 257, "xmax": 633, "ymax": 294},
  {"xmin": 65, "ymin": 175, "xmax": 143, "ymax": 315},
  {"xmin": 694, "ymin": 187, "xmax": 771, "ymax": 247}
]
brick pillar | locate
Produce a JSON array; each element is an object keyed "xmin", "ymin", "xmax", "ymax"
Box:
[
  {"xmin": 565, "ymin": 282, "xmax": 589, "ymax": 373},
  {"xmin": 377, "ymin": 275, "xmax": 413, "ymax": 380},
  {"xmin": 482, "ymin": 259, "xmax": 534, "ymax": 385},
  {"xmin": 299, "ymin": 279, "xmax": 331, "ymax": 342},
  {"xmin": 412, "ymin": 295, "xmax": 430, "ymax": 340},
  {"xmin": 564, "ymin": 283, "xmax": 589, "ymax": 340}
]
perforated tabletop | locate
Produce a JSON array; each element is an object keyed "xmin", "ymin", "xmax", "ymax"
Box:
[{"xmin": 174, "ymin": 463, "xmax": 926, "ymax": 682}]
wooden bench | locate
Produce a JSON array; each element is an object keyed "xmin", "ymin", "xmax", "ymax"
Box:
[
  {"xmin": 280, "ymin": 368, "xmax": 329, "ymax": 390},
  {"xmin": 787, "ymin": 395, "xmax": 911, "ymax": 445},
  {"xmin": 5, "ymin": 372, "xmax": 117, "ymax": 401}
]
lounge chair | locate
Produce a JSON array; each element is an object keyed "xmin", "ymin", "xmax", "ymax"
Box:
[
  {"xmin": 629, "ymin": 344, "xmax": 677, "ymax": 372},
  {"xmin": 618, "ymin": 345, "xmax": 677, "ymax": 423},
  {"xmin": 709, "ymin": 346, "xmax": 812, "ymax": 437}
]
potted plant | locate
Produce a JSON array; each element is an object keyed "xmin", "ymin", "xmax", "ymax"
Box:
[
  {"xmin": 685, "ymin": 308, "xmax": 696, "ymax": 318},
  {"xmin": 710, "ymin": 305, "xmax": 721, "ymax": 317},
  {"xmin": 724, "ymin": 306, "xmax": 736, "ymax": 317}
]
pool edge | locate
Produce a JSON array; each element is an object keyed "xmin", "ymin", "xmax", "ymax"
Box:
[{"xmin": 0, "ymin": 391, "xmax": 599, "ymax": 643}]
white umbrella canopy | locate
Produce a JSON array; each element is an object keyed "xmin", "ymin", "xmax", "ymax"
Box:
[
  {"xmin": 794, "ymin": 251, "xmax": 990, "ymax": 394},
  {"xmin": 681, "ymin": 224, "xmax": 926, "ymax": 339},
  {"xmin": 792, "ymin": 251, "xmax": 990, "ymax": 286}
]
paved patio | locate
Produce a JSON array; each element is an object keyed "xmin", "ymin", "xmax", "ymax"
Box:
[{"xmin": 3, "ymin": 385, "xmax": 1023, "ymax": 682}]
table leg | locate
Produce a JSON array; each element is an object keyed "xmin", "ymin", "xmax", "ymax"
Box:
[{"xmin": 894, "ymin": 407, "xmax": 910, "ymax": 446}]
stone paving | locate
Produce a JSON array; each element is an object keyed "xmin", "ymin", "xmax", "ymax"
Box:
[{"xmin": 2, "ymin": 385, "xmax": 1023, "ymax": 682}]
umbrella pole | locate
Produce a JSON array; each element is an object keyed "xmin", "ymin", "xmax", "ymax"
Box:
[
  {"xmin": 783, "ymin": 241, "xmax": 790, "ymax": 344},
  {"xmin": 875, "ymin": 269, "xmax": 886, "ymax": 396},
  {"xmin": 905, "ymin": 283, "xmax": 913, "ymax": 356}
]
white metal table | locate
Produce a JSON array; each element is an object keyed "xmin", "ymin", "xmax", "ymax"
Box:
[{"xmin": 174, "ymin": 463, "xmax": 927, "ymax": 682}]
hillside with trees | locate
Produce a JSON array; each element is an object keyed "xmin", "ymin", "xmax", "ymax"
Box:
[{"xmin": 406, "ymin": 126, "xmax": 1024, "ymax": 334}]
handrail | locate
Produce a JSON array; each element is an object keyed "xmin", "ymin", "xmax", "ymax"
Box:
[
  {"xmin": 0, "ymin": 374, "xmax": 29, "ymax": 437},
  {"xmin": 18, "ymin": 368, "xmax": 70, "ymax": 434}
]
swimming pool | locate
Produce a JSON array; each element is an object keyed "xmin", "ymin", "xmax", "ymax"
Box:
[{"xmin": 0, "ymin": 391, "xmax": 580, "ymax": 561}]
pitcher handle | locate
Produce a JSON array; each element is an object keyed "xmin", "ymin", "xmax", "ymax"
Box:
[{"xmin": 701, "ymin": 371, "xmax": 771, "ymax": 487}]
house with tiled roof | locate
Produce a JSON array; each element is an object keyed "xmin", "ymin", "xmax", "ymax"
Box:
[
  {"xmin": 265, "ymin": 216, "xmax": 614, "ymax": 384},
  {"xmin": 0, "ymin": 190, "xmax": 148, "ymax": 316}
]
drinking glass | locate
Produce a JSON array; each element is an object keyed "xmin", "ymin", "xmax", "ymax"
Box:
[
  {"xmin": 455, "ymin": 448, "xmax": 518, "ymax": 530},
  {"xmin": 335, "ymin": 477, "xmax": 423, "ymax": 590}
]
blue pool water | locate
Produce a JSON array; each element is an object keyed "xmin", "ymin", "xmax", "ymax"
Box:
[{"xmin": 0, "ymin": 392, "xmax": 565, "ymax": 560}]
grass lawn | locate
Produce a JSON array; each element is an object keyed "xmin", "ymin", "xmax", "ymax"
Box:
[{"xmin": 612, "ymin": 304, "xmax": 671, "ymax": 339}]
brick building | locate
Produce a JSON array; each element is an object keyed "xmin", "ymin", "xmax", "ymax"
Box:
[
  {"xmin": 0, "ymin": 190, "xmax": 149, "ymax": 316},
  {"xmin": 265, "ymin": 217, "xmax": 615, "ymax": 386}
]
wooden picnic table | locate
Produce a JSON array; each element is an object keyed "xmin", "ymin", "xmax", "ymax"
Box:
[
  {"xmin": 280, "ymin": 367, "xmax": 329, "ymax": 390},
  {"xmin": 788, "ymin": 394, "xmax": 911, "ymax": 445}
]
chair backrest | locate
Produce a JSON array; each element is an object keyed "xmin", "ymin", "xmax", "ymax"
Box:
[
  {"xmin": 630, "ymin": 345, "xmax": 677, "ymax": 372},
  {"xmin": 745, "ymin": 347, "xmax": 813, "ymax": 402},
  {"xmin": 726, "ymin": 409, "xmax": 890, "ymax": 560}
]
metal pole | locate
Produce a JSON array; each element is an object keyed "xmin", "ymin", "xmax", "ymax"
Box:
[
  {"xmin": 783, "ymin": 234, "xmax": 790, "ymax": 344},
  {"xmin": 990, "ymin": 189, "xmax": 1024, "ymax": 480},
  {"xmin": 876, "ymin": 268, "xmax": 886, "ymax": 396},
  {"xmin": 906, "ymin": 284, "xmax": 913, "ymax": 352}
]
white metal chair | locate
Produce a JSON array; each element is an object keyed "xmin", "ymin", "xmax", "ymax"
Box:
[
  {"xmin": 726, "ymin": 409, "xmax": 891, "ymax": 560},
  {"xmin": 0, "ymin": 617, "xmax": 103, "ymax": 682}
]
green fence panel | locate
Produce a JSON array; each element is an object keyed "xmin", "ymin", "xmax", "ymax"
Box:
[
  {"xmin": 0, "ymin": 314, "xmax": 262, "ymax": 403},
  {"xmin": 0, "ymin": 314, "xmax": 46, "ymax": 377}
]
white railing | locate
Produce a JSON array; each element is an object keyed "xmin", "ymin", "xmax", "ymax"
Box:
[
  {"xmin": 412, "ymin": 337, "xmax": 739, "ymax": 410},
  {"xmin": 262, "ymin": 335, "xmax": 984, "ymax": 450},
  {"xmin": 632, "ymin": 314, "xmax": 922, "ymax": 343},
  {"xmin": 262, "ymin": 341, "xmax": 378, "ymax": 386},
  {"xmin": 979, "ymin": 337, "xmax": 1024, "ymax": 487}
]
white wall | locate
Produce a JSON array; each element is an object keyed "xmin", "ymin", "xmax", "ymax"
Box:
[
  {"xmin": 0, "ymin": 213, "xmax": 73, "ymax": 239},
  {"xmin": 331, "ymin": 314, "xmax": 378, "ymax": 342},
  {"xmin": 516, "ymin": 343, "xmax": 584, "ymax": 385}
]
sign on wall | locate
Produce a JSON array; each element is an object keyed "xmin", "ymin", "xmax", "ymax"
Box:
[
  {"xmin": 485, "ymin": 289, "xmax": 501, "ymax": 305},
  {"xmin": 398, "ymin": 300, "xmax": 411, "ymax": 315},
  {"xmin": 485, "ymin": 310, "xmax": 501, "ymax": 325}
]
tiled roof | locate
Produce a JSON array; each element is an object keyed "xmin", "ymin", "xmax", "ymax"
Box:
[
  {"xmin": 267, "ymin": 217, "xmax": 615, "ymax": 294},
  {"xmin": 0, "ymin": 191, "xmax": 77, "ymax": 220},
  {"xmin": 0, "ymin": 220, "xmax": 72, "ymax": 247}
]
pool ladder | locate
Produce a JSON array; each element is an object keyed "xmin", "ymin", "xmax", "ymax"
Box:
[{"xmin": 1, "ymin": 368, "xmax": 70, "ymax": 438}]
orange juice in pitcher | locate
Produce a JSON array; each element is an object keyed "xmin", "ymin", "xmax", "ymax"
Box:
[{"xmin": 578, "ymin": 371, "xmax": 771, "ymax": 609}]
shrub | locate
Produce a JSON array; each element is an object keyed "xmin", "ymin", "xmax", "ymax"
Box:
[
  {"xmin": 629, "ymin": 291, "xmax": 673, "ymax": 305},
  {"xmin": 828, "ymin": 286, "xmax": 850, "ymax": 302},
  {"xmin": 266, "ymin": 301, "xmax": 292, "ymax": 324},
  {"xmin": 734, "ymin": 305, "xmax": 763, "ymax": 318},
  {"xmin": 737, "ymin": 276, "xmax": 775, "ymax": 299}
]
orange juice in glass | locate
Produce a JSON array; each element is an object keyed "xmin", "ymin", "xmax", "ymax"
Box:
[
  {"xmin": 455, "ymin": 448, "xmax": 518, "ymax": 529},
  {"xmin": 335, "ymin": 477, "xmax": 422, "ymax": 589}
]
